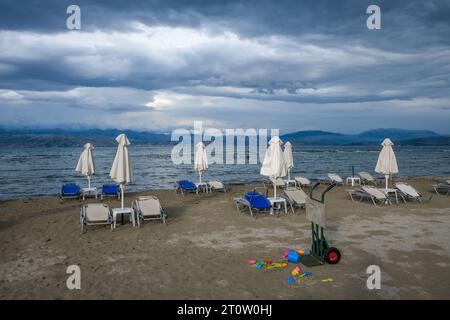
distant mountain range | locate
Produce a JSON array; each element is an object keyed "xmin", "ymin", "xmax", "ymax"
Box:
[
  {"xmin": 280, "ymin": 129, "xmax": 449, "ymax": 146},
  {"xmin": 0, "ymin": 128, "xmax": 449, "ymax": 147},
  {"xmin": 0, "ymin": 128, "xmax": 170, "ymax": 147}
]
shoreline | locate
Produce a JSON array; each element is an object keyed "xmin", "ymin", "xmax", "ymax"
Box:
[{"xmin": 0, "ymin": 175, "xmax": 448, "ymax": 203}]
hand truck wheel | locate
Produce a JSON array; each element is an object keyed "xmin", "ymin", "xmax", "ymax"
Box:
[{"xmin": 324, "ymin": 247, "xmax": 341, "ymax": 264}]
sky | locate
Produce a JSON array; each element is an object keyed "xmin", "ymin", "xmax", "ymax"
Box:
[{"xmin": 0, "ymin": 0, "xmax": 449, "ymax": 134}]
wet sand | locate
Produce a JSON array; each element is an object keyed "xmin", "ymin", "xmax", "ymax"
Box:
[{"xmin": 0, "ymin": 178, "xmax": 449, "ymax": 299}]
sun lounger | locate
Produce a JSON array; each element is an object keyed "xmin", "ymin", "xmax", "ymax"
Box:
[
  {"xmin": 101, "ymin": 184, "xmax": 120, "ymax": 199},
  {"xmin": 234, "ymin": 191, "xmax": 272, "ymax": 217},
  {"xmin": 60, "ymin": 183, "xmax": 81, "ymax": 200},
  {"xmin": 347, "ymin": 186, "xmax": 390, "ymax": 206},
  {"xmin": 175, "ymin": 180, "xmax": 198, "ymax": 196},
  {"xmin": 294, "ymin": 176, "xmax": 311, "ymax": 188},
  {"xmin": 80, "ymin": 203, "xmax": 113, "ymax": 233},
  {"xmin": 207, "ymin": 180, "xmax": 228, "ymax": 192},
  {"xmin": 395, "ymin": 182, "xmax": 425, "ymax": 203},
  {"xmin": 281, "ymin": 188, "xmax": 308, "ymax": 213},
  {"xmin": 432, "ymin": 182, "xmax": 450, "ymax": 195},
  {"xmin": 358, "ymin": 172, "xmax": 379, "ymax": 185},
  {"xmin": 327, "ymin": 173, "xmax": 344, "ymax": 185},
  {"xmin": 263, "ymin": 177, "xmax": 286, "ymax": 189},
  {"xmin": 132, "ymin": 196, "xmax": 167, "ymax": 226}
]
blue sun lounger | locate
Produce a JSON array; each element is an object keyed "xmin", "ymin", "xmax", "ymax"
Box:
[
  {"xmin": 60, "ymin": 183, "xmax": 81, "ymax": 200},
  {"xmin": 234, "ymin": 191, "xmax": 272, "ymax": 217},
  {"xmin": 175, "ymin": 180, "xmax": 198, "ymax": 196},
  {"xmin": 101, "ymin": 184, "xmax": 120, "ymax": 199}
]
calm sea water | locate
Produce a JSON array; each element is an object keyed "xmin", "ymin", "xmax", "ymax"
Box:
[{"xmin": 0, "ymin": 145, "xmax": 449, "ymax": 200}]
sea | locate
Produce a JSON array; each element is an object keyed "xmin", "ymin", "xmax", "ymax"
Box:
[{"xmin": 0, "ymin": 145, "xmax": 449, "ymax": 200}]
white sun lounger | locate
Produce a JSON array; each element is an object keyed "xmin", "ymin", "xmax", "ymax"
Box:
[
  {"xmin": 263, "ymin": 177, "xmax": 285, "ymax": 188},
  {"xmin": 395, "ymin": 182, "xmax": 424, "ymax": 203},
  {"xmin": 358, "ymin": 172, "xmax": 379, "ymax": 185},
  {"xmin": 80, "ymin": 203, "xmax": 113, "ymax": 233},
  {"xmin": 207, "ymin": 180, "xmax": 228, "ymax": 192},
  {"xmin": 347, "ymin": 186, "xmax": 390, "ymax": 206},
  {"xmin": 327, "ymin": 173, "xmax": 344, "ymax": 185},
  {"xmin": 432, "ymin": 181, "xmax": 450, "ymax": 195},
  {"xmin": 132, "ymin": 196, "xmax": 167, "ymax": 226},
  {"xmin": 294, "ymin": 176, "xmax": 311, "ymax": 188},
  {"xmin": 281, "ymin": 188, "xmax": 308, "ymax": 213}
]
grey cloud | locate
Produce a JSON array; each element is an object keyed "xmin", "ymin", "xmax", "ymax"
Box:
[{"xmin": 0, "ymin": 0, "xmax": 449, "ymax": 133}]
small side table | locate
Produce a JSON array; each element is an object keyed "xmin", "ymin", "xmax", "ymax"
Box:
[
  {"xmin": 379, "ymin": 188, "xmax": 399, "ymax": 204},
  {"xmin": 346, "ymin": 177, "xmax": 361, "ymax": 186},
  {"xmin": 82, "ymin": 187, "xmax": 98, "ymax": 200},
  {"xmin": 268, "ymin": 197, "xmax": 287, "ymax": 215},
  {"xmin": 195, "ymin": 182, "xmax": 209, "ymax": 194},
  {"xmin": 111, "ymin": 207, "xmax": 135, "ymax": 229},
  {"xmin": 285, "ymin": 179, "xmax": 297, "ymax": 188}
]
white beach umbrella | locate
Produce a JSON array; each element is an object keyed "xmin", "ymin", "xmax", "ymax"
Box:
[
  {"xmin": 375, "ymin": 138, "xmax": 398, "ymax": 189},
  {"xmin": 75, "ymin": 143, "xmax": 95, "ymax": 188},
  {"xmin": 110, "ymin": 134, "xmax": 133, "ymax": 209},
  {"xmin": 194, "ymin": 142, "xmax": 208, "ymax": 184},
  {"xmin": 260, "ymin": 136, "xmax": 287, "ymax": 198},
  {"xmin": 284, "ymin": 141, "xmax": 294, "ymax": 181}
]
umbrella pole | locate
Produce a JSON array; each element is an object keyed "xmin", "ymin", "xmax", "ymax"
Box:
[
  {"xmin": 273, "ymin": 183, "xmax": 276, "ymax": 199},
  {"xmin": 87, "ymin": 175, "xmax": 91, "ymax": 189},
  {"xmin": 385, "ymin": 175, "xmax": 389, "ymax": 190},
  {"xmin": 121, "ymin": 184, "xmax": 124, "ymax": 209},
  {"xmin": 288, "ymin": 170, "xmax": 291, "ymax": 181},
  {"xmin": 199, "ymin": 171, "xmax": 202, "ymax": 184}
]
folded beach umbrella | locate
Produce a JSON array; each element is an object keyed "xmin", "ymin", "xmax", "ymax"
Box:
[
  {"xmin": 375, "ymin": 138, "xmax": 398, "ymax": 190},
  {"xmin": 194, "ymin": 142, "xmax": 208, "ymax": 184},
  {"xmin": 110, "ymin": 134, "xmax": 133, "ymax": 208},
  {"xmin": 260, "ymin": 136, "xmax": 287, "ymax": 198},
  {"xmin": 284, "ymin": 141, "xmax": 294, "ymax": 181},
  {"xmin": 75, "ymin": 143, "xmax": 95, "ymax": 188}
]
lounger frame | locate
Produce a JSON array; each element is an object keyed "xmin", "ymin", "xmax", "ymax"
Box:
[
  {"xmin": 346, "ymin": 188, "xmax": 391, "ymax": 206},
  {"xmin": 174, "ymin": 181, "xmax": 198, "ymax": 196},
  {"xmin": 395, "ymin": 182, "xmax": 424, "ymax": 203},
  {"xmin": 60, "ymin": 184, "xmax": 81, "ymax": 201},
  {"xmin": 233, "ymin": 193, "xmax": 273, "ymax": 218},
  {"xmin": 432, "ymin": 183, "xmax": 450, "ymax": 196},
  {"xmin": 280, "ymin": 188, "xmax": 307, "ymax": 214},
  {"xmin": 132, "ymin": 196, "xmax": 167, "ymax": 226},
  {"xmin": 80, "ymin": 203, "xmax": 113, "ymax": 233}
]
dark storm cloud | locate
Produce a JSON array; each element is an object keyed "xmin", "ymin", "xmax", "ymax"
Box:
[{"xmin": 0, "ymin": 0, "xmax": 449, "ymax": 132}]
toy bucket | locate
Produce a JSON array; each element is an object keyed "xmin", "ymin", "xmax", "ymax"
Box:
[{"xmin": 287, "ymin": 250, "xmax": 301, "ymax": 263}]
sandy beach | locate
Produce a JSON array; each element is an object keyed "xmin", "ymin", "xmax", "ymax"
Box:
[{"xmin": 0, "ymin": 178, "xmax": 449, "ymax": 299}]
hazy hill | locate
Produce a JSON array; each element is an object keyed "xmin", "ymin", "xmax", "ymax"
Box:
[
  {"xmin": 280, "ymin": 130, "xmax": 354, "ymax": 145},
  {"xmin": 0, "ymin": 128, "xmax": 448, "ymax": 147},
  {"xmin": 281, "ymin": 128, "xmax": 446, "ymax": 145},
  {"xmin": 356, "ymin": 129, "xmax": 439, "ymax": 143},
  {"xmin": 0, "ymin": 128, "xmax": 170, "ymax": 147}
]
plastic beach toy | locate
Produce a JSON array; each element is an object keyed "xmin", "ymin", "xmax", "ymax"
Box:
[
  {"xmin": 287, "ymin": 277, "xmax": 295, "ymax": 284},
  {"xmin": 287, "ymin": 250, "xmax": 301, "ymax": 263},
  {"xmin": 266, "ymin": 262, "xmax": 288, "ymax": 270},
  {"xmin": 255, "ymin": 263, "xmax": 263, "ymax": 269},
  {"xmin": 283, "ymin": 250, "xmax": 290, "ymax": 258},
  {"xmin": 247, "ymin": 260, "xmax": 257, "ymax": 265},
  {"xmin": 291, "ymin": 266, "xmax": 302, "ymax": 276},
  {"xmin": 297, "ymin": 249, "xmax": 304, "ymax": 255},
  {"xmin": 321, "ymin": 278, "xmax": 334, "ymax": 282}
]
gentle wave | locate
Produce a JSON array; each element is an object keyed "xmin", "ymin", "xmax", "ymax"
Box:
[{"xmin": 0, "ymin": 145, "xmax": 449, "ymax": 200}]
